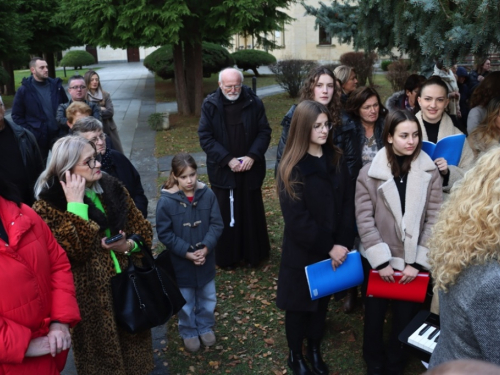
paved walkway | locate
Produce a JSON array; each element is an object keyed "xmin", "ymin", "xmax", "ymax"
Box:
[{"xmin": 52, "ymin": 62, "xmax": 283, "ymax": 374}]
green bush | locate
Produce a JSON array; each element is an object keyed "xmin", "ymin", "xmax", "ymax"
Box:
[
  {"xmin": 144, "ymin": 43, "xmax": 233, "ymax": 80},
  {"xmin": 144, "ymin": 46, "xmax": 174, "ymax": 79},
  {"xmin": 59, "ymin": 50, "xmax": 95, "ymax": 70},
  {"xmin": 381, "ymin": 60, "xmax": 392, "ymax": 71},
  {"xmin": 231, "ymin": 49, "xmax": 276, "ymax": 76}
]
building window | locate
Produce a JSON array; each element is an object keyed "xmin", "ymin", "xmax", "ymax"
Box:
[{"xmin": 318, "ymin": 26, "xmax": 331, "ymax": 45}]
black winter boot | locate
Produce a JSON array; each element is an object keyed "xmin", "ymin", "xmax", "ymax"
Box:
[
  {"xmin": 288, "ymin": 350, "xmax": 314, "ymax": 375},
  {"xmin": 343, "ymin": 286, "xmax": 358, "ymax": 313},
  {"xmin": 306, "ymin": 340, "xmax": 329, "ymax": 375}
]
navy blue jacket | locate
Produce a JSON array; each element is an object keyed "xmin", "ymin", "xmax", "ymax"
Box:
[
  {"xmin": 198, "ymin": 86, "xmax": 271, "ymax": 189},
  {"xmin": 11, "ymin": 76, "xmax": 68, "ymax": 150},
  {"xmin": 156, "ymin": 182, "xmax": 224, "ymax": 288}
]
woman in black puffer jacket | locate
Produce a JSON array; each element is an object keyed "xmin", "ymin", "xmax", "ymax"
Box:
[{"xmin": 336, "ymin": 87, "xmax": 387, "ymax": 180}]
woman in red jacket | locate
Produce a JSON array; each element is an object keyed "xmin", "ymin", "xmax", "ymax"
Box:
[{"xmin": 0, "ymin": 179, "xmax": 80, "ymax": 375}]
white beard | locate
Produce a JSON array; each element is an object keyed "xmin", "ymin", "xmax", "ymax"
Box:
[{"xmin": 221, "ymin": 91, "xmax": 241, "ymax": 101}]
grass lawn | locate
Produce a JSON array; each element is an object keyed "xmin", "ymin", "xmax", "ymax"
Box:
[{"xmin": 154, "ymin": 72, "xmax": 427, "ymax": 374}]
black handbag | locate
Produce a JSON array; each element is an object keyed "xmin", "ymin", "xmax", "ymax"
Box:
[{"xmin": 111, "ymin": 234, "xmax": 186, "ymax": 333}]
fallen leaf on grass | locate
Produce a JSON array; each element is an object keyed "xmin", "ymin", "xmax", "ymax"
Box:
[{"xmin": 264, "ymin": 337, "xmax": 275, "ymax": 345}]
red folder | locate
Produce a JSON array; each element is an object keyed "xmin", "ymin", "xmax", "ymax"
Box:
[{"xmin": 366, "ymin": 270, "xmax": 429, "ymax": 303}]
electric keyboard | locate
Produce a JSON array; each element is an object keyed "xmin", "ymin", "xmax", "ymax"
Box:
[{"xmin": 399, "ymin": 310, "xmax": 440, "ymax": 363}]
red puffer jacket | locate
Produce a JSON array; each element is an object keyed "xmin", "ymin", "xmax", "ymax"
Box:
[{"xmin": 0, "ymin": 197, "xmax": 80, "ymax": 375}]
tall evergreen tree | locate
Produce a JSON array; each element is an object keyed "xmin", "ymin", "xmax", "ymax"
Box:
[
  {"xmin": 303, "ymin": 0, "xmax": 500, "ymax": 67},
  {"xmin": 0, "ymin": 0, "xmax": 29, "ymax": 94},
  {"xmin": 58, "ymin": 0, "xmax": 294, "ymax": 116},
  {"xmin": 20, "ymin": 0, "xmax": 82, "ymax": 79}
]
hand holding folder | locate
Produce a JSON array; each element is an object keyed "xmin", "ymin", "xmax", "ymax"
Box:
[
  {"xmin": 366, "ymin": 270, "xmax": 430, "ymax": 303},
  {"xmin": 305, "ymin": 251, "xmax": 364, "ymax": 300}
]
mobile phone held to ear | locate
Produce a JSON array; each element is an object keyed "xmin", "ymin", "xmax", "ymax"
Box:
[{"xmin": 105, "ymin": 233, "xmax": 124, "ymax": 245}]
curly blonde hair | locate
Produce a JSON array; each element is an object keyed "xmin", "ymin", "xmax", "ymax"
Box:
[{"xmin": 428, "ymin": 147, "xmax": 500, "ymax": 292}]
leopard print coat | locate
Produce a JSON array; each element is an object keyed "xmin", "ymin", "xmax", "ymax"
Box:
[{"xmin": 33, "ymin": 174, "xmax": 154, "ymax": 375}]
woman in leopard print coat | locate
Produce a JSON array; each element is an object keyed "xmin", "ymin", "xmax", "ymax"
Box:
[{"xmin": 33, "ymin": 136, "xmax": 153, "ymax": 375}]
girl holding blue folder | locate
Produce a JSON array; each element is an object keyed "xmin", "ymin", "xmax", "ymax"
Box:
[
  {"xmin": 415, "ymin": 77, "xmax": 474, "ymax": 193},
  {"xmin": 356, "ymin": 110, "xmax": 443, "ymax": 375},
  {"xmin": 276, "ymin": 100, "xmax": 355, "ymax": 375}
]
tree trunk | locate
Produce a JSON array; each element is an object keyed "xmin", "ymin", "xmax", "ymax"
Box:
[
  {"xmin": 173, "ymin": 43, "xmax": 190, "ymax": 115},
  {"xmin": 45, "ymin": 52, "xmax": 56, "ymax": 79},
  {"xmin": 184, "ymin": 43, "xmax": 196, "ymax": 115},
  {"xmin": 193, "ymin": 41, "xmax": 204, "ymax": 117},
  {"xmin": 2, "ymin": 61, "xmax": 16, "ymax": 95}
]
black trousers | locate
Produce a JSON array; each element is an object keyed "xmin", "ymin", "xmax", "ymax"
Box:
[
  {"xmin": 285, "ymin": 296, "xmax": 330, "ymax": 353},
  {"xmin": 361, "ymin": 257, "xmax": 420, "ymax": 371}
]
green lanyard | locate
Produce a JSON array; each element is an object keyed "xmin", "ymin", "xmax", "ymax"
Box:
[{"xmin": 85, "ymin": 190, "xmax": 122, "ymax": 273}]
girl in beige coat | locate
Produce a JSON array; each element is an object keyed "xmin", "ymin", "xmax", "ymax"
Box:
[
  {"xmin": 355, "ymin": 110, "xmax": 442, "ymax": 375},
  {"xmin": 415, "ymin": 77, "xmax": 474, "ymax": 194}
]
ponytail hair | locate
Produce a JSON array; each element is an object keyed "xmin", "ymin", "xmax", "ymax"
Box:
[{"xmin": 163, "ymin": 153, "xmax": 198, "ymax": 189}]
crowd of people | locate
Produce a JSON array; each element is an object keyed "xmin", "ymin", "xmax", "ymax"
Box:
[{"xmin": 1, "ymin": 55, "xmax": 500, "ymax": 375}]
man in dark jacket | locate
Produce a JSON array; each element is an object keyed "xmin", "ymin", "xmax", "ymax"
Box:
[
  {"xmin": 198, "ymin": 67, "xmax": 272, "ymax": 269},
  {"xmin": 0, "ymin": 96, "xmax": 44, "ymax": 205},
  {"xmin": 11, "ymin": 57, "xmax": 68, "ymax": 161},
  {"xmin": 56, "ymin": 75, "xmax": 101, "ymax": 137}
]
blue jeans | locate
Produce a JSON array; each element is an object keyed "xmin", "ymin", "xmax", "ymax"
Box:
[{"xmin": 178, "ymin": 279, "xmax": 217, "ymax": 339}]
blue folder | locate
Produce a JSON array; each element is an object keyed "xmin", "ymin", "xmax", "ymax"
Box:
[
  {"xmin": 305, "ymin": 251, "xmax": 364, "ymax": 300},
  {"xmin": 421, "ymin": 134, "xmax": 466, "ymax": 166}
]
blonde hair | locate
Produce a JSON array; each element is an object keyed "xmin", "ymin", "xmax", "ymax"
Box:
[
  {"xmin": 66, "ymin": 101, "xmax": 92, "ymax": 125},
  {"xmin": 428, "ymin": 147, "xmax": 500, "ymax": 292},
  {"xmin": 34, "ymin": 136, "xmax": 102, "ymax": 198}
]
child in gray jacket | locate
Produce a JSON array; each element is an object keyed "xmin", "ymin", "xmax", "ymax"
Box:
[{"xmin": 156, "ymin": 153, "xmax": 223, "ymax": 353}]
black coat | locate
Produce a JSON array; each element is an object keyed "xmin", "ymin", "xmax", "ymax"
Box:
[
  {"xmin": 101, "ymin": 150, "xmax": 148, "ymax": 218},
  {"xmin": 336, "ymin": 113, "xmax": 385, "ymax": 180},
  {"xmin": 275, "ymin": 104, "xmax": 297, "ymax": 171},
  {"xmin": 198, "ymin": 86, "xmax": 271, "ymax": 189},
  {"xmin": 276, "ymin": 148, "xmax": 355, "ymax": 312},
  {"xmin": 2, "ymin": 119, "xmax": 44, "ymax": 206}
]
